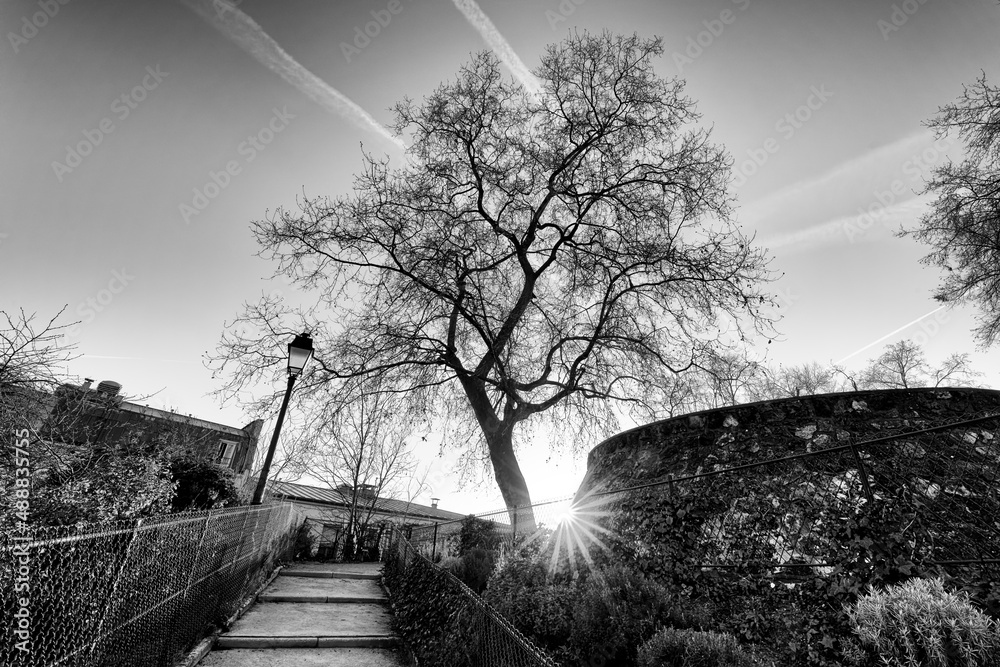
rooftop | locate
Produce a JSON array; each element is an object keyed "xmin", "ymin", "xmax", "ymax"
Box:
[{"xmin": 271, "ymin": 480, "xmax": 467, "ymax": 523}]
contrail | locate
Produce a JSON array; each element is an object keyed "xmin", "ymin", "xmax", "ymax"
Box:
[
  {"xmin": 450, "ymin": 0, "xmax": 541, "ymax": 96},
  {"xmin": 835, "ymin": 305, "xmax": 946, "ymax": 365},
  {"xmin": 180, "ymin": 0, "xmax": 405, "ymax": 150}
]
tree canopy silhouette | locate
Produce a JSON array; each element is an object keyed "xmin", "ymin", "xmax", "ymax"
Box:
[
  {"xmin": 211, "ymin": 32, "xmax": 776, "ymax": 521},
  {"xmin": 903, "ymin": 72, "xmax": 1000, "ymax": 347}
]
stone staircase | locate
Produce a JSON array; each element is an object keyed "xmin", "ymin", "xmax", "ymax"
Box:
[{"xmin": 200, "ymin": 562, "xmax": 407, "ymax": 667}]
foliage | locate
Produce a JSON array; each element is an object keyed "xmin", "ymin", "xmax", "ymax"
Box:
[
  {"xmin": 902, "ymin": 72, "xmax": 1000, "ymax": 347},
  {"xmin": 458, "ymin": 514, "xmax": 504, "ymax": 555},
  {"xmin": 24, "ymin": 452, "xmax": 176, "ymax": 526},
  {"xmin": 211, "ymin": 30, "xmax": 776, "ymax": 519},
  {"xmin": 169, "ymin": 452, "xmax": 241, "ymax": 511},
  {"xmin": 606, "ymin": 476, "xmax": 989, "ymax": 667},
  {"xmin": 441, "ymin": 547, "xmax": 497, "ymax": 594},
  {"xmin": 291, "ymin": 521, "xmax": 317, "ymax": 560},
  {"xmin": 482, "ymin": 553, "xmax": 577, "ymax": 656},
  {"xmin": 847, "ymin": 577, "xmax": 1000, "ymax": 667},
  {"xmin": 384, "ymin": 543, "xmax": 522, "ymax": 667},
  {"xmin": 484, "ymin": 551, "xmax": 695, "ymax": 666},
  {"xmin": 636, "ymin": 628, "xmax": 759, "ymax": 667},
  {"xmin": 564, "ymin": 562, "xmax": 683, "ymax": 667}
]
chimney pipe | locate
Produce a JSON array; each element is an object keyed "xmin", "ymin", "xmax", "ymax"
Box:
[
  {"xmin": 80, "ymin": 378, "xmax": 94, "ymax": 391},
  {"xmin": 431, "ymin": 497, "xmax": 439, "ymax": 509}
]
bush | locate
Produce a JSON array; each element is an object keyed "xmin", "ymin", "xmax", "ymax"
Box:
[
  {"xmin": 566, "ymin": 563, "xmax": 686, "ymax": 666},
  {"xmin": 292, "ymin": 522, "xmax": 316, "ymax": 560},
  {"xmin": 637, "ymin": 628, "xmax": 759, "ymax": 667},
  {"xmin": 483, "ymin": 554, "xmax": 576, "ymax": 655},
  {"xmin": 458, "ymin": 514, "xmax": 504, "ymax": 555},
  {"xmin": 169, "ymin": 453, "xmax": 241, "ymax": 511},
  {"xmin": 847, "ymin": 577, "xmax": 1000, "ymax": 667},
  {"xmin": 441, "ymin": 547, "xmax": 496, "ymax": 594},
  {"xmin": 485, "ymin": 553, "xmax": 698, "ymax": 666}
]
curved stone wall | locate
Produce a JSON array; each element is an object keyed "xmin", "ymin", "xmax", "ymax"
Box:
[{"xmin": 579, "ymin": 387, "xmax": 1000, "ymax": 498}]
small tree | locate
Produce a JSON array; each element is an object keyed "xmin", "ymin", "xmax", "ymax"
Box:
[
  {"xmin": 769, "ymin": 361, "xmax": 840, "ymax": 397},
  {"xmin": 861, "ymin": 340, "xmax": 928, "ymax": 389},
  {"xmin": 310, "ymin": 377, "xmax": 422, "ymax": 560},
  {"xmin": 857, "ymin": 340, "xmax": 982, "ymax": 390},
  {"xmin": 902, "ymin": 72, "xmax": 1000, "ymax": 347},
  {"xmin": 1, "ymin": 308, "xmax": 79, "ymax": 476},
  {"xmin": 930, "ymin": 352, "xmax": 983, "ymax": 387}
]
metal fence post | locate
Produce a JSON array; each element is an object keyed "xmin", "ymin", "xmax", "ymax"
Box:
[
  {"xmin": 512, "ymin": 509, "xmax": 518, "ymax": 549},
  {"xmin": 431, "ymin": 522, "xmax": 439, "ymax": 560},
  {"xmin": 848, "ymin": 438, "xmax": 876, "ymax": 505}
]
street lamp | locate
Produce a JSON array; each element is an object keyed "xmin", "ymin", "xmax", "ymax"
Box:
[{"xmin": 251, "ymin": 332, "xmax": 314, "ymax": 505}]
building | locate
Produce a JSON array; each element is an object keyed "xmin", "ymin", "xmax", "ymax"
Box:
[
  {"xmin": 43, "ymin": 378, "xmax": 263, "ymax": 476},
  {"xmin": 271, "ymin": 480, "xmax": 467, "ymax": 559}
]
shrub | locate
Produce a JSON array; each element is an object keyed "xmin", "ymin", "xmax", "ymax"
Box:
[
  {"xmin": 847, "ymin": 577, "xmax": 1000, "ymax": 667},
  {"xmin": 637, "ymin": 628, "xmax": 759, "ymax": 667},
  {"xmin": 565, "ymin": 563, "xmax": 682, "ymax": 666},
  {"xmin": 384, "ymin": 547, "xmax": 481, "ymax": 667},
  {"xmin": 483, "ymin": 554, "xmax": 577, "ymax": 657},
  {"xmin": 291, "ymin": 522, "xmax": 316, "ymax": 560},
  {"xmin": 169, "ymin": 453, "xmax": 241, "ymax": 511},
  {"xmin": 441, "ymin": 548, "xmax": 497, "ymax": 594},
  {"xmin": 458, "ymin": 514, "xmax": 504, "ymax": 555}
]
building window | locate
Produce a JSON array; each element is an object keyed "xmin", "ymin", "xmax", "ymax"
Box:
[{"xmin": 218, "ymin": 440, "xmax": 237, "ymax": 468}]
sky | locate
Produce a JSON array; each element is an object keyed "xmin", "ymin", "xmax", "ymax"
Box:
[{"xmin": 3, "ymin": 0, "xmax": 1000, "ymax": 514}]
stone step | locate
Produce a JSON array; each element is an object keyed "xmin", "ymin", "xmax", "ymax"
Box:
[
  {"xmin": 259, "ymin": 574, "xmax": 387, "ymax": 603},
  {"xmin": 201, "ymin": 647, "xmax": 407, "ymax": 666},
  {"xmin": 222, "ymin": 601, "xmax": 397, "ymax": 648},
  {"xmin": 279, "ymin": 570, "xmax": 380, "ymax": 580},
  {"xmin": 216, "ymin": 635, "xmax": 399, "ymax": 649}
]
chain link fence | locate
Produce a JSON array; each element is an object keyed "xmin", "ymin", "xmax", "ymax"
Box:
[
  {"xmin": 383, "ymin": 524, "xmax": 560, "ymax": 667},
  {"xmin": 1, "ymin": 501, "xmax": 304, "ymax": 667}
]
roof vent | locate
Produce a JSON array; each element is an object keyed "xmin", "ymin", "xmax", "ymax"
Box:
[
  {"xmin": 96, "ymin": 380, "xmax": 122, "ymax": 396},
  {"xmin": 431, "ymin": 497, "xmax": 440, "ymax": 509}
]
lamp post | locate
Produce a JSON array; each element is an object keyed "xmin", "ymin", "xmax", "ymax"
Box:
[{"xmin": 251, "ymin": 332, "xmax": 314, "ymax": 505}]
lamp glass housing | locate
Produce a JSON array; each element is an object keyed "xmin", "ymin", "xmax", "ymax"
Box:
[{"xmin": 287, "ymin": 333, "xmax": 314, "ymax": 376}]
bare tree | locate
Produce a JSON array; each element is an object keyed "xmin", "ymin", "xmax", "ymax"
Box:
[
  {"xmin": 831, "ymin": 364, "xmax": 862, "ymax": 392},
  {"xmin": 309, "ymin": 378, "xmax": 422, "ymax": 559},
  {"xmin": 860, "ymin": 340, "xmax": 928, "ymax": 389},
  {"xmin": 930, "ymin": 352, "xmax": 983, "ymax": 388},
  {"xmin": 696, "ymin": 351, "xmax": 767, "ymax": 408},
  {"xmin": 766, "ymin": 361, "xmax": 839, "ymax": 398},
  {"xmin": 210, "ymin": 33, "xmax": 776, "ymax": 524},
  {"xmin": 901, "ymin": 72, "xmax": 1000, "ymax": 347},
  {"xmin": 1, "ymin": 307, "xmax": 78, "ymax": 433}
]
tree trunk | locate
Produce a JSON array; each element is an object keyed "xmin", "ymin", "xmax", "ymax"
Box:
[
  {"xmin": 484, "ymin": 426, "xmax": 537, "ymax": 535},
  {"xmin": 456, "ymin": 373, "xmax": 537, "ymax": 534}
]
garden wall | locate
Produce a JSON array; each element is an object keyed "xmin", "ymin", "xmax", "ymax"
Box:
[{"xmin": 579, "ymin": 387, "xmax": 1000, "ymax": 500}]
